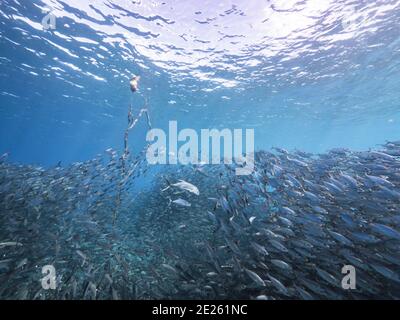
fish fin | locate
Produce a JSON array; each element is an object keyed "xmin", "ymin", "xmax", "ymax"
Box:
[{"xmin": 167, "ymin": 197, "xmax": 172, "ymax": 207}]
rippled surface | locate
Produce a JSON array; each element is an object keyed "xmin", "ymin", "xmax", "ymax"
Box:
[
  {"xmin": 0, "ymin": 1, "xmax": 400, "ymax": 301},
  {"xmin": 0, "ymin": 0, "xmax": 400, "ymax": 164}
]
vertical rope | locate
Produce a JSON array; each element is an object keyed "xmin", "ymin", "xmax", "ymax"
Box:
[{"xmin": 112, "ymin": 80, "xmax": 152, "ymax": 225}]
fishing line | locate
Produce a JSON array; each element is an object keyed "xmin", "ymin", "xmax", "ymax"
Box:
[{"xmin": 113, "ymin": 76, "xmax": 153, "ymax": 225}]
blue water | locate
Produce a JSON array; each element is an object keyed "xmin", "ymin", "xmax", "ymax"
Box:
[
  {"xmin": 1, "ymin": 1, "xmax": 400, "ymax": 301},
  {"xmin": 0, "ymin": 0, "xmax": 400, "ymax": 165}
]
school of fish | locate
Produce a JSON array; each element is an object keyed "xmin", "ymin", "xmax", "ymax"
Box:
[{"xmin": 0, "ymin": 140, "xmax": 399, "ymax": 300}]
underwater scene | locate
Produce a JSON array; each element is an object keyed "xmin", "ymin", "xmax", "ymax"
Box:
[{"xmin": 0, "ymin": 0, "xmax": 400, "ymax": 300}]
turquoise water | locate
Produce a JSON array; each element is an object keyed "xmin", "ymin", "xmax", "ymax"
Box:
[
  {"xmin": 0, "ymin": 0, "xmax": 400, "ymax": 300},
  {"xmin": 1, "ymin": 0, "xmax": 400, "ymax": 165}
]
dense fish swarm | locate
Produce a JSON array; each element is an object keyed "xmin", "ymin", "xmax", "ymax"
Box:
[{"xmin": 0, "ymin": 141, "xmax": 399, "ymax": 300}]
